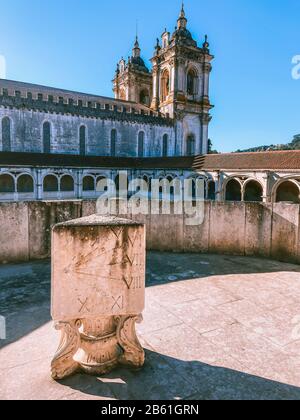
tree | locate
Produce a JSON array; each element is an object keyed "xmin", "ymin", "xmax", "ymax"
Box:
[{"xmin": 208, "ymin": 139, "xmax": 218, "ymax": 154}]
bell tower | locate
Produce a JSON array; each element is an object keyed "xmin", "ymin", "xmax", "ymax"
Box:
[
  {"xmin": 113, "ymin": 37, "xmax": 152, "ymax": 107},
  {"xmin": 150, "ymin": 4, "xmax": 214, "ymax": 155}
]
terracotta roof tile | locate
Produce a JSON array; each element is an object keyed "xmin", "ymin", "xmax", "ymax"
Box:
[{"xmin": 193, "ymin": 150, "xmax": 300, "ymax": 171}]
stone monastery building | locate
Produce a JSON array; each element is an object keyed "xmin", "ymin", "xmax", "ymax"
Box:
[{"xmin": 0, "ymin": 5, "xmax": 299, "ymax": 204}]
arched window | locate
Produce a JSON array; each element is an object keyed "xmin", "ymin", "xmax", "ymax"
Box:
[
  {"xmin": 244, "ymin": 180, "xmax": 263, "ymax": 202},
  {"xmin": 276, "ymin": 180, "xmax": 300, "ymax": 203},
  {"xmin": 96, "ymin": 176, "xmax": 108, "ymax": 193},
  {"xmin": 43, "ymin": 122, "xmax": 51, "ymax": 153},
  {"xmin": 207, "ymin": 181, "xmax": 216, "ymax": 200},
  {"xmin": 166, "ymin": 176, "xmax": 175, "ymax": 197},
  {"xmin": 161, "ymin": 69, "xmax": 170, "ymax": 102},
  {"xmin": 2, "ymin": 117, "xmax": 11, "ymax": 152},
  {"xmin": 139, "ymin": 89, "xmax": 150, "ymax": 107},
  {"xmin": 138, "ymin": 131, "xmax": 145, "ymax": 157},
  {"xmin": 162, "ymin": 134, "xmax": 168, "ymax": 157},
  {"xmin": 225, "ymin": 179, "xmax": 242, "ymax": 202},
  {"xmin": 17, "ymin": 175, "xmax": 34, "ymax": 193},
  {"xmin": 60, "ymin": 175, "xmax": 74, "ymax": 192},
  {"xmin": 83, "ymin": 176, "xmax": 95, "ymax": 192},
  {"xmin": 111, "ymin": 129, "xmax": 117, "ymax": 157},
  {"xmin": 187, "ymin": 68, "xmax": 198, "ymax": 96},
  {"xmin": 186, "ymin": 134, "xmax": 196, "ymax": 156},
  {"xmin": 0, "ymin": 174, "xmax": 15, "ymax": 193},
  {"xmin": 79, "ymin": 126, "xmax": 86, "ymax": 156},
  {"xmin": 43, "ymin": 175, "xmax": 58, "ymax": 192}
]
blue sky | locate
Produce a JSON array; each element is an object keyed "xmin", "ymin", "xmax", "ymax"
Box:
[{"xmin": 0, "ymin": 0, "xmax": 299, "ymax": 152}]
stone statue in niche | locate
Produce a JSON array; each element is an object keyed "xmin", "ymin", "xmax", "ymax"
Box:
[{"xmin": 50, "ymin": 215, "xmax": 146, "ymax": 380}]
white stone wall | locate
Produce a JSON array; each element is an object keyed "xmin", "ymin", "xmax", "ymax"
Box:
[{"xmin": 0, "ymin": 107, "xmax": 175, "ymax": 157}]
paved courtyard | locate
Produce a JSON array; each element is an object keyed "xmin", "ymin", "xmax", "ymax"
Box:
[{"xmin": 0, "ymin": 252, "xmax": 300, "ymax": 400}]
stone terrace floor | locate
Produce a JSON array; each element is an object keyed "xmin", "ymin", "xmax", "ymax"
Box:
[{"xmin": 1, "ymin": 253, "xmax": 300, "ymax": 400}]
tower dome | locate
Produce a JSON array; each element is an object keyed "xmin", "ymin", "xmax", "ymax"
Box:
[
  {"xmin": 130, "ymin": 37, "xmax": 149, "ymax": 73},
  {"xmin": 171, "ymin": 3, "xmax": 197, "ymax": 47}
]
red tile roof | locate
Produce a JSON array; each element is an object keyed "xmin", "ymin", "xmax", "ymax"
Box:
[{"xmin": 193, "ymin": 150, "xmax": 300, "ymax": 171}]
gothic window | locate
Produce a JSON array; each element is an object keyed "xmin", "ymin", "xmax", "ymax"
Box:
[
  {"xmin": 162, "ymin": 134, "xmax": 168, "ymax": 157},
  {"xmin": 79, "ymin": 125, "xmax": 86, "ymax": 156},
  {"xmin": 187, "ymin": 68, "xmax": 198, "ymax": 96},
  {"xmin": 43, "ymin": 122, "xmax": 51, "ymax": 153},
  {"xmin": 138, "ymin": 131, "xmax": 145, "ymax": 157},
  {"xmin": 161, "ymin": 69, "xmax": 170, "ymax": 102},
  {"xmin": 2, "ymin": 117, "xmax": 11, "ymax": 152},
  {"xmin": 111, "ymin": 129, "xmax": 117, "ymax": 156},
  {"xmin": 139, "ymin": 89, "xmax": 150, "ymax": 107},
  {"xmin": 186, "ymin": 134, "xmax": 196, "ymax": 156}
]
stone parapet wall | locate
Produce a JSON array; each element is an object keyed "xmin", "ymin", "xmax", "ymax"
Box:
[
  {"xmin": 0, "ymin": 89, "xmax": 173, "ymax": 126},
  {"xmin": 0, "ymin": 200, "xmax": 299, "ymax": 264}
]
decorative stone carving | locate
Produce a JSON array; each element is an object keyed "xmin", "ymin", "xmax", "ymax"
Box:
[{"xmin": 51, "ymin": 215, "xmax": 146, "ymax": 380}]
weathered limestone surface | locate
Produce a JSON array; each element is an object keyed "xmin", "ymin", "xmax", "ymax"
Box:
[
  {"xmin": 209, "ymin": 202, "xmax": 246, "ymax": 255},
  {"xmin": 0, "ymin": 202, "xmax": 29, "ymax": 263},
  {"xmin": 51, "ymin": 215, "xmax": 146, "ymax": 380},
  {"xmin": 272, "ymin": 203, "xmax": 300, "ymax": 263},
  {"xmin": 1, "ymin": 201, "xmax": 300, "ymax": 264},
  {"xmin": 245, "ymin": 203, "xmax": 272, "ymax": 257}
]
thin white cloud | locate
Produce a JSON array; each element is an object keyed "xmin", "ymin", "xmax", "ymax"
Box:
[{"xmin": 0, "ymin": 55, "xmax": 6, "ymax": 79}]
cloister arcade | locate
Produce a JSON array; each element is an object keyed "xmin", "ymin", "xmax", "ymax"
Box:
[{"xmin": 0, "ymin": 168, "xmax": 299, "ymax": 204}]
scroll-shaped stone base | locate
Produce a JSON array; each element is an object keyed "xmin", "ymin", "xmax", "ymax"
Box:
[{"xmin": 51, "ymin": 315, "xmax": 144, "ymax": 380}]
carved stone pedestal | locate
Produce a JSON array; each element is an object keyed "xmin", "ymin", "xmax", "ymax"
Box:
[{"xmin": 50, "ymin": 215, "xmax": 146, "ymax": 380}]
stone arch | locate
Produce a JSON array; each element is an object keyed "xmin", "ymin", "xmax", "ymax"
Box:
[
  {"xmin": 60, "ymin": 175, "xmax": 74, "ymax": 192},
  {"xmin": 82, "ymin": 175, "xmax": 95, "ymax": 192},
  {"xmin": 207, "ymin": 180, "xmax": 216, "ymax": 200},
  {"xmin": 96, "ymin": 176, "xmax": 108, "ymax": 193},
  {"xmin": 139, "ymin": 89, "xmax": 150, "ymax": 107},
  {"xmin": 187, "ymin": 67, "xmax": 198, "ymax": 96},
  {"xmin": 138, "ymin": 131, "xmax": 145, "ymax": 157},
  {"xmin": 161, "ymin": 69, "xmax": 170, "ymax": 102},
  {"xmin": 1, "ymin": 117, "xmax": 12, "ymax": 152},
  {"xmin": 17, "ymin": 174, "xmax": 34, "ymax": 193},
  {"xmin": 43, "ymin": 174, "xmax": 59, "ymax": 192},
  {"xmin": 0, "ymin": 173, "xmax": 15, "ymax": 193},
  {"xmin": 79, "ymin": 125, "xmax": 87, "ymax": 156},
  {"xmin": 42, "ymin": 121, "xmax": 51, "ymax": 153},
  {"xmin": 225, "ymin": 178, "xmax": 242, "ymax": 202},
  {"xmin": 275, "ymin": 179, "xmax": 300, "ymax": 203},
  {"xmin": 244, "ymin": 179, "xmax": 263, "ymax": 202}
]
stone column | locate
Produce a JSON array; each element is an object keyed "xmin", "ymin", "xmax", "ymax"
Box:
[
  {"xmin": 51, "ymin": 215, "xmax": 146, "ymax": 380},
  {"xmin": 37, "ymin": 169, "xmax": 43, "ymax": 200},
  {"xmin": 151, "ymin": 66, "xmax": 160, "ymax": 111}
]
